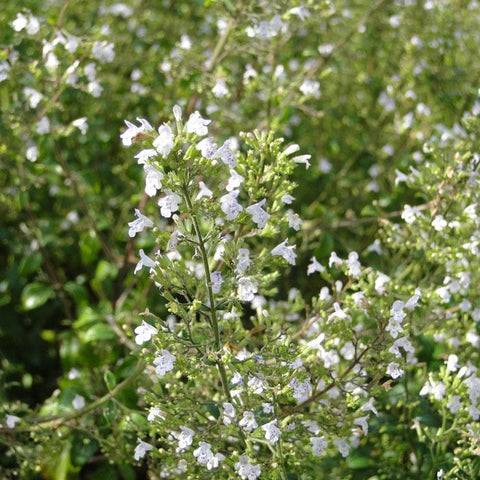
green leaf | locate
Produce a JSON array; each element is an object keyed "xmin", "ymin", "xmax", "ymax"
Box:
[
  {"xmin": 205, "ymin": 401, "xmax": 220, "ymax": 419},
  {"xmin": 83, "ymin": 323, "xmax": 115, "ymax": 343},
  {"xmin": 18, "ymin": 251, "xmax": 42, "ymax": 276},
  {"xmin": 70, "ymin": 433, "xmax": 99, "ymax": 468},
  {"xmin": 21, "ymin": 282, "xmax": 54, "ymax": 310},
  {"xmin": 103, "ymin": 370, "xmax": 117, "ymax": 391}
]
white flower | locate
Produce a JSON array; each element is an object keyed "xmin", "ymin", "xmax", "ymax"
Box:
[
  {"xmin": 328, "ymin": 251, "xmax": 343, "ymax": 267},
  {"xmin": 401, "ymin": 204, "xmax": 422, "ymax": 224},
  {"xmin": 239, "ymin": 411, "xmax": 258, "ymax": 432},
  {"xmin": 36, "ymin": 116, "xmax": 50, "ymax": 135},
  {"xmin": 340, "ymin": 341, "xmax": 355, "ymax": 360},
  {"xmin": 281, "ymin": 194, "xmax": 295, "ymax": 204},
  {"xmin": 72, "ymin": 394, "xmax": 85, "ymax": 410},
  {"xmin": 290, "ymin": 378, "xmax": 312, "ymax": 402},
  {"xmin": 347, "ymin": 252, "xmax": 361, "ymax": 278},
  {"xmin": 272, "ymin": 239, "xmax": 296, "ymax": 265},
  {"xmin": 223, "ymin": 402, "xmax": 236, "ymax": 426},
  {"xmin": 12, "ymin": 12, "xmax": 40, "ymax": 34},
  {"xmin": 327, "ymin": 302, "xmax": 351, "ymax": 322},
  {"xmin": 153, "ymin": 124, "xmax": 174, "ymax": 157},
  {"xmin": 211, "ymin": 271, "xmax": 223, "ymax": 294},
  {"xmin": 234, "ymin": 455, "xmax": 261, "ymax": 480},
  {"xmin": 144, "ymin": 165, "xmax": 163, "ymax": 196},
  {"xmin": 65, "ymin": 34, "xmax": 79, "ymax": 53},
  {"xmin": 196, "ymin": 181, "xmax": 213, "ymax": 200},
  {"xmin": 420, "ymin": 379, "xmax": 446, "ymax": 400},
  {"xmin": 220, "ymin": 190, "xmax": 243, "ymax": 220},
  {"xmin": 179, "ymin": 34, "xmax": 192, "ymax": 49},
  {"xmin": 226, "ymin": 169, "xmax": 244, "ymax": 191},
  {"xmin": 153, "ymin": 349, "xmax": 176, "ymax": 376},
  {"xmin": 173, "ymin": 426, "xmax": 194, "ymax": 451},
  {"xmin": 292, "ymin": 154, "xmax": 311, "ymax": 168},
  {"xmin": 447, "ymin": 395, "xmax": 462, "ymax": 414},
  {"xmin": 128, "ymin": 209, "xmax": 154, "ymax": 237},
  {"xmin": 87, "ymin": 81, "xmax": 103, "ymax": 97},
  {"xmin": 0, "ymin": 61, "xmax": 11, "ymax": 82},
  {"xmin": 387, "ymin": 362, "xmax": 403, "ymax": 379},
  {"xmin": 307, "ymin": 257, "xmax": 325, "ymax": 275},
  {"xmin": 290, "ymin": 6, "xmax": 311, "ymax": 20},
  {"xmin": 5, "ymin": 415, "xmax": 21, "ymax": 429},
  {"xmin": 158, "ymin": 190, "xmax": 182, "ymax": 218},
  {"xmin": 318, "ymin": 157, "xmax": 332, "ymax": 173},
  {"xmin": 120, "ymin": 118, "xmax": 153, "ymax": 146},
  {"xmin": 310, "ymin": 436, "xmax": 327, "ymax": 456},
  {"xmin": 247, "ymin": 376, "xmax": 265, "ymax": 394},
  {"xmin": 237, "ymin": 277, "xmax": 257, "ymax": 301},
  {"xmin": 12, "ymin": 13, "xmax": 29, "ymax": 32},
  {"xmin": 196, "ymin": 137, "xmax": 217, "ymax": 159},
  {"xmin": 134, "ymin": 320, "xmax": 158, "ymax": 345},
  {"xmin": 394, "ymin": 168, "xmax": 409, "ymax": 185},
  {"xmin": 173, "ymin": 105, "xmax": 182, "ymax": 122},
  {"xmin": 286, "ymin": 209, "xmax": 302, "ymax": 230},
  {"xmin": 353, "ymin": 415, "xmax": 370, "ymax": 435},
  {"xmin": 186, "ymin": 111, "xmax": 211, "ymax": 136},
  {"xmin": 361, "ymin": 398, "xmax": 378, "ymax": 415},
  {"xmin": 375, "ymin": 272, "xmax": 390, "ymax": 294},
  {"xmin": 261, "ymin": 419, "xmax": 281, "ymax": 444},
  {"xmin": 246, "ymin": 199, "xmax": 269, "ymax": 228},
  {"xmin": 23, "ymin": 87, "xmax": 43, "ymax": 108},
  {"xmin": 92, "ymin": 41, "xmax": 115, "ymax": 63},
  {"xmin": 212, "ymin": 79, "xmax": 229, "ymax": 98},
  {"xmin": 147, "ymin": 407, "xmax": 166, "ymax": 422},
  {"xmin": 389, "ymin": 336, "xmax": 415, "ymax": 358},
  {"xmin": 333, "ymin": 438, "xmax": 350, "ymax": 458},
  {"xmin": 299, "ymin": 80, "xmax": 320, "ymax": 99},
  {"xmin": 405, "ymin": 289, "xmax": 421, "ymax": 310},
  {"xmin": 72, "ymin": 117, "xmax": 88, "ymax": 135},
  {"xmin": 193, "ymin": 442, "xmax": 222, "ymax": 470},
  {"xmin": 432, "ymin": 215, "xmax": 447, "ymax": 231},
  {"xmin": 134, "ymin": 249, "xmax": 156, "ymax": 275},
  {"xmin": 26, "ymin": 145, "xmax": 39, "ymax": 162},
  {"xmin": 134, "ymin": 438, "xmax": 153, "ymax": 461},
  {"xmin": 135, "ymin": 149, "xmax": 157, "ymax": 164},
  {"xmin": 236, "ymin": 249, "xmax": 251, "ymax": 274},
  {"xmin": 446, "ymin": 354, "xmax": 459, "ymax": 372},
  {"xmin": 215, "ymin": 141, "xmax": 236, "ymax": 167},
  {"xmin": 262, "ymin": 402, "xmax": 275, "ymax": 413}
]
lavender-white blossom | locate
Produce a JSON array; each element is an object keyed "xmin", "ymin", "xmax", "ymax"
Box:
[
  {"xmin": 307, "ymin": 256, "xmax": 325, "ymax": 275},
  {"xmin": 128, "ymin": 209, "xmax": 154, "ymax": 238},
  {"xmin": 186, "ymin": 111, "xmax": 210, "ymax": 136},
  {"xmin": 153, "ymin": 123, "xmax": 174, "ymax": 157},
  {"xmin": 239, "ymin": 411, "xmax": 258, "ymax": 432},
  {"xmin": 246, "ymin": 199, "xmax": 269, "ymax": 228},
  {"xmin": 220, "ymin": 190, "xmax": 243, "ymax": 220},
  {"xmin": 237, "ymin": 277, "xmax": 257, "ymax": 301},
  {"xmin": 234, "ymin": 455, "xmax": 261, "ymax": 480},
  {"xmin": 121, "ymin": 118, "xmax": 153, "ymax": 146},
  {"xmin": 271, "ymin": 239, "xmax": 296, "ymax": 265},
  {"xmin": 134, "ymin": 438, "xmax": 153, "ymax": 461},
  {"xmin": 134, "ymin": 249, "xmax": 156, "ymax": 275},
  {"xmin": 261, "ymin": 419, "xmax": 281, "ymax": 444},
  {"xmin": 153, "ymin": 349, "xmax": 176, "ymax": 376},
  {"xmin": 144, "ymin": 165, "xmax": 163, "ymax": 197},
  {"xmin": 158, "ymin": 190, "xmax": 182, "ymax": 217},
  {"xmin": 134, "ymin": 320, "xmax": 158, "ymax": 345}
]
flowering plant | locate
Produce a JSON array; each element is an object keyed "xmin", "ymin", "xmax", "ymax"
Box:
[{"xmin": 1, "ymin": 1, "xmax": 480, "ymax": 479}]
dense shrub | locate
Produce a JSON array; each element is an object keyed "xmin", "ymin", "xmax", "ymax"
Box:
[{"xmin": 1, "ymin": 1, "xmax": 479, "ymax": 478}]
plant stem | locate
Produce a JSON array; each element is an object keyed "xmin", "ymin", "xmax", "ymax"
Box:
[
  {"xmin": 182, "ymin": 186, "xmax": 221, "ymax": 347},
  {"xmin": 13, "ymin": 360, "xmax": 146, "ymax": 432}
]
